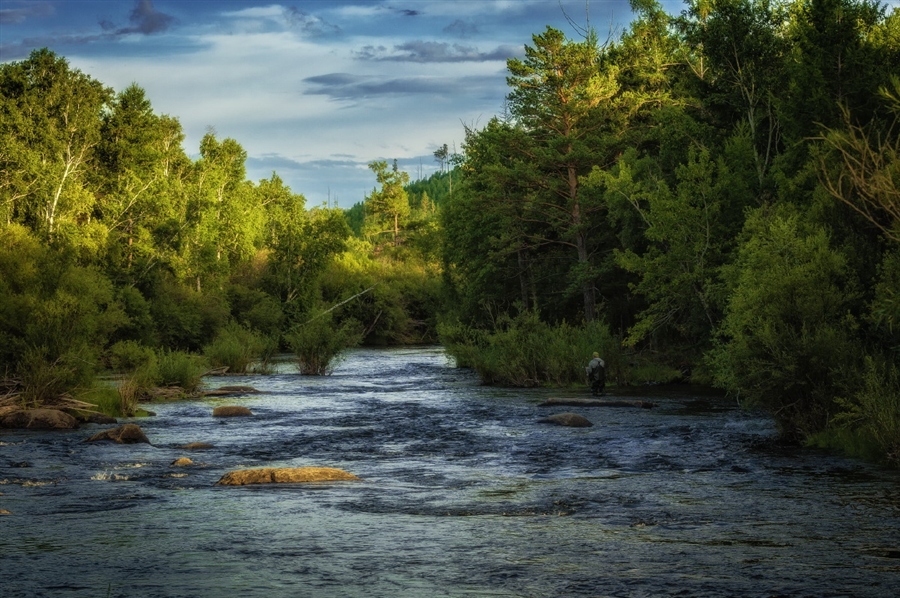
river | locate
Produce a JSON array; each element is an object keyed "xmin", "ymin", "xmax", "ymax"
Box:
[{"xmin": 2, "ymin": 346, "xmax": 899, "ymax": 597}]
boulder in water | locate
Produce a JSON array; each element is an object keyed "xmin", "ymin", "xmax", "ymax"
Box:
[
  {"xmin": 538, "ymin": 412, "xmax": 594, "ymax": 428},
  {"xmin": 85, "ymin": 423, "xmax": 150, "ymax": 444},
  {"xmin": 212, "ymin": 405, "xmax": 253, "ymax": 417},
  {"xmin": 171, "ymin": 457, "xmax": 194, "ymax": 467},
  {"xmin": 216, "ymin": 467, "xmax": 360, "ymax": 486},
  {"xmin": 0, "ymin": 408, "xmax": 79, "ymax": 430}
]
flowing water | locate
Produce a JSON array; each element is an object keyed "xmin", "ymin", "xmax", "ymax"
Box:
[{"xmin": 2, "ymin": 346, "xmax": 899, "ymax": 597}]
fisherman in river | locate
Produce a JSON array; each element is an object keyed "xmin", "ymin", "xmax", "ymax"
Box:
[{"xmin": 586, "ymin": 352, "xmax": 606, "ymax": 396}]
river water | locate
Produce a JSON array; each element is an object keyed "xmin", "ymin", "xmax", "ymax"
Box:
[{"xmin": 1, "ymin": 346, "xmax": 899, "ymax": 597}]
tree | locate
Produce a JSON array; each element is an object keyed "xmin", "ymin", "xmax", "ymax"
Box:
[
  {"xmin": 0, "ymin": 48, "xmax": 112, "ymax": 240},
  {"xmin": 96, "ymin": 83, "xmax": 189, "ymax": 284},
  {"xmin": 710, "ymin": 205, "xmax": 861, "ymax": 440},
  {"xmin": 505, "ymin": 26, "xmax": 621, "ymax": 322},
  {"xmin": 365, "ymin": 160, "xmax": 410, "ymax": 246},
  {"xmin": 817, "ymin": 76, "xmax": 900, "ymax": 243}
]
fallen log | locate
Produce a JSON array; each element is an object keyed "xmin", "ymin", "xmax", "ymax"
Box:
[{"xmin": 538, "ymin": 397, "xmax": 656, "ymax": 409}]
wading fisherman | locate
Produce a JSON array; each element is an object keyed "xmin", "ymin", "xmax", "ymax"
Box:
[{"xmin": 585, "ymin": 352, "xmax": 606, "ymax": 396}]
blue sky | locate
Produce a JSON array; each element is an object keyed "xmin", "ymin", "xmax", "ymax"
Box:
[{"xmin": 2, "ymin": 0, "xmax": 897, "ymax": 207}]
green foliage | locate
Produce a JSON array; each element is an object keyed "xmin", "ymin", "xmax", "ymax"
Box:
[
  {"xmin": 107, "ymin": 340, "xmax": 156, "ymax": 372},
  {"xmin": 0, "ymin": 224, "xmax": 127, "ymax": 404},
  {"xmin": 364, "ymin": 160, "xmax": 411, "ymax": 246},
  {"xmin": 16, "ymin": 348, "xmax": 88, "ymax": 407},
  {"xmin": 203, "ymin": 321, "xmax": 274, "ymax": 374},
  {"xmin": 709, "ymin": 205, "xmax": 861, "ymax": 439},
  {"xmin": 807, "ymin": 356, "xmax": 900, "ymax": 465},
  {"xmin": 148, "ymin": 275, "xmax": 230, "ymax": 351},
  {"xmin": 78, "ymin": 385, "xmax": 134, "ymax": 418},
  {"xmin": 0, "ymin": 49, "xmax": 112, "ymax": 239},
  {"xmin": 133, "ymin": 348, "xmax": 206, "ymax": 393},
  {"xmin": 285, "ymin": 310, "xmax": 363, "ymax": 375},
  {"xmin": 440, "ymin": 311, "xmax": 620, "ymax": 387}
]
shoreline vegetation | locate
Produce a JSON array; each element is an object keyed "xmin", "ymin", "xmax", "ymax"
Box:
[{"xmin": 2, "ymin": 0, "xmax": 898, "ymax": 466}]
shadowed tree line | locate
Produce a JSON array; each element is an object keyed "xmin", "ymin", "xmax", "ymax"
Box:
[{"xmin": 439, "ymin": 0, "xmax": 899, "ymax": 464}]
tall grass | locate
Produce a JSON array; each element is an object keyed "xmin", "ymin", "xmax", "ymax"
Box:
[
  {"xmin": 440, "ymin": 311, "xmax": 620, "ymax": 387},
  {"xmin": 133, "ymin": 349, "xmax": 207, "ymax": 394}
]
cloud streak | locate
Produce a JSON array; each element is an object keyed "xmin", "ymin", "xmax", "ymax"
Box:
[
  {"xmin": 303, "ymin": 72, "xmax": 501, "ymax": 101},
  {"xmin": 0, "ymin": 1, "xmax": 54, "ymax": 25},
  {"xmin": 354, "ymin": 40, "xmax": 519, "ymax": 63}
]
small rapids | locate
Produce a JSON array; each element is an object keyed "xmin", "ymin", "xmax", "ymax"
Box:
[{"xmin": 2, "ymin": 346, "xmax": 899, "ymax": 597}]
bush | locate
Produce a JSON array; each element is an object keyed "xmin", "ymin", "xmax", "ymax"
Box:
[
  {"xmin": 203, "ymin": 321, "xmax": 274, "ymax": 374},
  {"xmin": 440, "ymin": 311, "xmax": 620, "ymax": 388},
  {"xmin": 16, "ymin": 348, "xmax": 90, "ymax": 407},
  {"xmin": 107, "ymin": 340, "xmax": 156, "ymax": 372},
  {"xmin": 134, "ymin": 349, "xmax": 207, "ymax": 393},
  {"xmin": 1, "ymin": 224, "xmax": 124, "ymax": 404},
  {"xmin": 286, "ymin": 310, "xmax": 362, "ymax": 375},
  {"xmin": 811, "ymin": 356, "xmax": 900, "ymax": 465},
  {"xmin": 709, "ymin": 207, "xmax": 861, "ymax": 440}
]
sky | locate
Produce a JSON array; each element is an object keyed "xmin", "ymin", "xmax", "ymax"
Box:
[{"xmin": 2, "ymin": 0, "xmax": 897, "ymax": 207}]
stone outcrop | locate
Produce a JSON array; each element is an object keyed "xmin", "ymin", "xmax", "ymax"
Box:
[
  {"xmin": 538, "ymin": 412, "xmax": 594, "ymax": 427},
  {"xmin": 0, "ymin": 408, "xmax": 79, "ymax": 430},
  {"xmin": 84, "ymin": 423, "xmax": 150, "ymax": 444},
  {"xmin": 212, "ymin": 405, "xmax": 253, "ymax": 417},
  {"xmin": 171, "ymin": 457, "xmax": 194, "ymax": 467},
  {"xmin": 216, "ymin": 467, "xmax": 360, "ymax": 486}
]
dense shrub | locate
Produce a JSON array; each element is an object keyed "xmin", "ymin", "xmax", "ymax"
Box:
[
  {"xmin": 107, "ymin": 340, "xmax": 156, "ymax": 371},
  {"xmin": 203, "ymin": 321, "xmax": 275, "ymax": 374},
  {"xmin": 709, "ymin": 207, "xmax": 861, "ymax": 440},
  {"xmin": 286, "ymin": 310, "xmax": 362, "ymax": 375},
  {"xmin": 440, "ymin": 311, "xmax": 619, "ymax": 387}
]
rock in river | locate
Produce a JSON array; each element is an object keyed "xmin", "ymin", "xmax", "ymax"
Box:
[
  {"xmin": 85, "ymin": 423, "xmax": 150, "ymax": 444},
  {"xmin": 212, "ymin": 405, "xmax": 253, "ymax": 417},
  {"xmin": 216, "ymin": 467, "xmax": 360, "ymax": 486},
  {"xmin": 180, "ymin": 442, "xmax": 214, "ymax": 450},
  {"xmin": 0, "ymin": 408, "xmax": 79, "ymax": 430},
  {"xmin": 538, "ymin": 412, "xmax": 594, "ymax": 428}
]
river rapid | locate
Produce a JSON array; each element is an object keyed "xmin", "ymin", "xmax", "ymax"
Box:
[{"xmin": 2, "ymin": 346, "xmax": 899, "ymax": 597}]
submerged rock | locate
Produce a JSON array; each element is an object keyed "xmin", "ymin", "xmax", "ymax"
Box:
[
  {"xmin": 0, "ymin": 408, "xmax": 79, "ymax": 430},
  {"xmin": 74, "ymin": 412, "xmax": 118, "ymax": 425},
  {"xmin": 180, "ymin": 442, "xmax": 214, "ymax": 450},
  {"xmin": 84, "ymin": 423, "xmax": 150, "ymax": 444},
  {"xmin": 212, "ymin": 405, "xmax": 253, "ymax": 417},
  {"xmin": 216, "ymin": 467, "xmax": 360, "ymax": 486},
  {"xmin": 202, "ymin": 385, "xmax": 261, "ymax": 397},
  {"xmin": 538, "ymin": 412, "xmax": 594, "ymax": 428}
]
